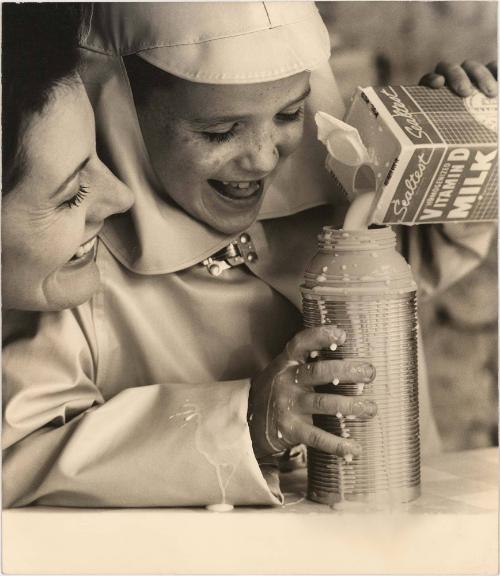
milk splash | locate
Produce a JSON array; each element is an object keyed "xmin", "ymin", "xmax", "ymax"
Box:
[{"xmin": 169, "ymin": 400, "xmax": 240, "ymax": 512}]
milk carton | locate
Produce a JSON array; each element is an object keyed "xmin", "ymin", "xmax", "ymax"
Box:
[{"xmin": 342, "ymin": 86, "xmax": 497, "ymax": 225}]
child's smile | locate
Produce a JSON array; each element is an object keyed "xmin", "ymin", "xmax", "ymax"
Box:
[
  {"xmin": 207, "ymin": 179, "xmax": 263, "ymax": 202},
  {"xmin": 126, "ymin": 57, "xmax": 311, "ymax": 235}
]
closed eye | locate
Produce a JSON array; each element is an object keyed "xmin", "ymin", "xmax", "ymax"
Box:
[
  {"xmin": 61, "ymin": 186, "xmax": 90, "ymax": 209},
  {"xmin": 275, "ymin": 107, "xmax": 304, "ymax": 123},
  {"xmin": 202, "ymin": 123, "xmax": 238, "ymax": 144}
]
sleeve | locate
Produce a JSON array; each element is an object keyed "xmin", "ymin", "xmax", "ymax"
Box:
[
  {"xmin": 2, "ymin": 307, "xmax": 282, "ymax": 508},
  {"xmin": 400, "ymin": 222, "xmax": 496, "ymax": 300}
]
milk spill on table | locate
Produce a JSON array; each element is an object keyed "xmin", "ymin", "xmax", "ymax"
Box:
[{"xmin": 169, "ymin": 400, "xmax": 239, "ymax": 512}]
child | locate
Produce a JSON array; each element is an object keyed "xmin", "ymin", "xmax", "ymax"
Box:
[{"xmin": 3, "ymin": 2, "xmax": 495, "ymax": 508}]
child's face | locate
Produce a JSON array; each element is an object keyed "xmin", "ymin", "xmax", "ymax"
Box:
[
  {"xmin": 2, "ymin": 82, "xmax": 134, "ymax": 311},
  {"xmin": 133, "ymin": 71, "xmax": 311, "ymax": 234}
]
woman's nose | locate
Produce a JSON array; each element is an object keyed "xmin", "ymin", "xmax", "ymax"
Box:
[
  {"xmin": 237, "ymin": 128, "xmax": 280, "ymax": 176},
  {"xmin": 87, "ymin": 159, "xmax": 134, "ymax": 223}
]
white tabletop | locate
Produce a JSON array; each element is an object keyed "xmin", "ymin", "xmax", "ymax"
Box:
[{"xmin": 3, "ymin": 448, "xmax": 498, "ymax": 574}]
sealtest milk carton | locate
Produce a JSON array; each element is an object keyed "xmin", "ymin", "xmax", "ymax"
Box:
[{"xmin": 332, "ymin": 86, "xmax": 498, "ymax": 225}]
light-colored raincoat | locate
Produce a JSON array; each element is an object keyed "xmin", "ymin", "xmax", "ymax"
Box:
[{"xmin": 2, "ymin": 3, "xmax": 494, "ymax": 508}]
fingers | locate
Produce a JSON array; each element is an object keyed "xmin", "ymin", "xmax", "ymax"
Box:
[
  {"xmin": 427, "ymin": 60, "xmax": 498, "ymax": 98},
  {"xmin": 284, "ymin": 325, "xmax": 346, "ymax": 363},
  {"xmin": 435, "ymin": 61, "xmax": 473, "ymax": 97},
  {"xmin": 419, "ymin": 72, "xmax": 445, "ymax": 89},
  {"xmin": 298, "ymin": 394, "xmax": 377, "ymax": 419},
  {"xmin": 294, "ymin": 359, "xmax": 375, "ymax": 386},
  {"xmin": 462, "ymin": 59, "xmax": 497, "ymax": 97},
  {"xmin": 487, "ymin": 61, "xmax": 497, "ymax": 79},
  {"xmin": 297, "ymin": 421, "xmax": 362, "ymax": 457}
]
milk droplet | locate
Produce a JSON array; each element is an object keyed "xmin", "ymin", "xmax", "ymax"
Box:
[
  {"xmin": 277, "ymin": 429, "xmax": 283, "ymax": 439},
  {"xmin": 206, "ymin": 503, "xmax": 234, "ymax": 513},
  {"xmin": 310, "ymin": 350, "xmax": 319, "ymax": 359},
  {"xmin": 322, "ymin": 266, "xmax": 328, "ymax": 273},
  {"xmin": 332, "ymin": 378, "xmax": 340, "ymax": 385},
  {"xmin": 344, "ymin": 454, "xmax": 353, "ymax": 463},
  {"xmin": 336, "ymin": 412, "xmax": 343, "ymax": 419},
  {"xmin": 329, "ymin": 343, "xmax": 337, "ymax": 351}
]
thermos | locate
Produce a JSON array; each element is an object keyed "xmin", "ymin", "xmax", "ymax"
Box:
[{"xmin": 301, "ymin": 226, "xmax": 420, "ymax": 506}]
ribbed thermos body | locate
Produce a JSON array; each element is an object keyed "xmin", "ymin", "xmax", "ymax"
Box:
[{"xmin": 301, "ymin": 226, "xmax": 421, "ymax": 505}]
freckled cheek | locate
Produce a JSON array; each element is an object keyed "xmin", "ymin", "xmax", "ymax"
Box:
[
  {"xmin": 184, "ymin": 146, "xmax": 232, "ymax": 178},
  {"xmin": 201, "ymin": 150, "xmax": 230, "ymax": 174},
  {"xmin": 280, "ymin": 124, "xmax": 305, "ymax": 157}
]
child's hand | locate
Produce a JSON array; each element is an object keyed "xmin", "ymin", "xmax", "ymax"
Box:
[
  {"xmin": 420, "ymin": 61, "xmax": 497, "ymax": 98},
  {"xmin": 248, "ymin": 325, "xmax": 377, "ymax": 460}
]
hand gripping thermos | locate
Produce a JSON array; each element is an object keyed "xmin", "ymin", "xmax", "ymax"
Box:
[{"xmin": 301, "ymin": 226, "xmax": 421, "ymax": 506}]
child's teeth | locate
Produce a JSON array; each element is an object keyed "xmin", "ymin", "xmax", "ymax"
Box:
[{"xmin": 222, "ymin": 181, "xmax": 254, "ymax": 189}]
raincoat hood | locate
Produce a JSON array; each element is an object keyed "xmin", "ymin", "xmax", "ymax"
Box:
[{"xmin": 79, "ymin": 2, "xmax": 344, "ymax": 274}]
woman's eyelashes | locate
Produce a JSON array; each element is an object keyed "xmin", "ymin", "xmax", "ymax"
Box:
[
  {"xmin": 61, "ymin": 185, "xmax": 90, "ymax": 209},
  {"xmin": 201, "ymin": 105, "xmax": 305, "ymax": 144}
]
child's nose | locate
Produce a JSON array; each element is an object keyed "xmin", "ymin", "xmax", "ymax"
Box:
[
  {"xmin": 87, "ymin": 159, "xmax": 134, "ymax": 224},
  {"xmin": 238, "ymin": 129, "xmax": 280, "ymax": 176}
]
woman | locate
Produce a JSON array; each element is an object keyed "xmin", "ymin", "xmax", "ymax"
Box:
[
  {"xmin": 2, "ymin": 3, "xmax": 133, "ymax": 311},
  {"xmin": 3, "ymin": 2, "xmax": 495, "ymax": 508}
]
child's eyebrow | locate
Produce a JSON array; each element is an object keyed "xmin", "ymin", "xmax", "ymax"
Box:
[
  {"xmin": 189, "ymin": 87, "xmax": 312, "ymax": 127},
  {"xmin": 285, "ymin": 86, "xmax": 312, "ymax": 108}
]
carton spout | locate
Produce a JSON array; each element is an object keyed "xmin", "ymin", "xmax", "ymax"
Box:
[{"xmin": 315, "ymin": 111, "xmax": 376, "ymax": 203}]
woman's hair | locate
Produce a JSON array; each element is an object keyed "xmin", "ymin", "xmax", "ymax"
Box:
[{"xmin": 2, "ymin": 3, "xmax": 83, "ymax": 191}]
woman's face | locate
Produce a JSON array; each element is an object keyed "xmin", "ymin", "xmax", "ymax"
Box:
[
  {"xmin": 132, "ymin": 70, "xmax": 311, "ymax": 235},
  {"xmin": 2, "ymin": 81, "xmax": 134, "ymax": 311}
]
